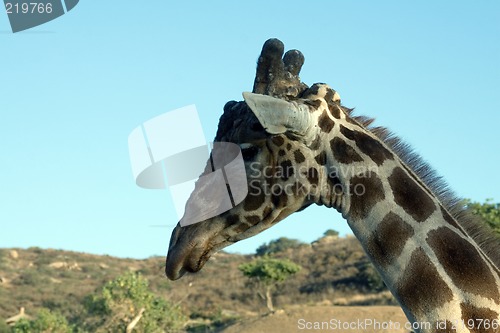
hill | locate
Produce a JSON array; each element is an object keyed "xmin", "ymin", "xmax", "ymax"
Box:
[{"xmin": 0, "ymin": 235, "xmax": 398, "ymax": 331}]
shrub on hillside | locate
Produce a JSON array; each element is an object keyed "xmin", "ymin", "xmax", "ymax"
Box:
[
  {"xmin": 466, "ymin": 199, "xmax": 500, "ymax": 235},
  {"xmin": 323, "ymin": 229, "xmax": 339, "ymax": 237},
  {"xmin": 239, "ymin": 257, "xmax": 301, "ymax": 312},
  {"xmin": 255, "ymin": 237, "xmax": 305, "ymax": 256},
  {"xmin": 11, "ymin": 308, "xmax": 72, "ymax": 333},
  {"xmin": 356, "ymin": 261, "xmax": 386, "ymax": 292},
  {"xmin": 83, "ymin": 272, "xmax": 186, "ymax": 332}
]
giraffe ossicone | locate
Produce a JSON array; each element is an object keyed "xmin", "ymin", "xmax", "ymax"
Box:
[{"xmin": 165, "ymin": 38, "xmax": 500, "ymax": 333}]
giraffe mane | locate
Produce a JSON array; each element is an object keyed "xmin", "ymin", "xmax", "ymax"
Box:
[{"xmin": 347, "ymin": 110, "xmax": 500, "ymax": 269}]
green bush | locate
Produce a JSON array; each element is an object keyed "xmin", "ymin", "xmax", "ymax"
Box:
[
  {"xmin": 11, "ymin": 308, "xmax": 72, "ymax": 333},
  {"xmin": 83, "ymin": 272, "xmax": 186, "ymax": 332},
  {"xmin": 466, "ymin": 199, "xmax": 500, "ymax": 234},
  {"xmin": 323, "ymin": 229, "xmax": 339, "ymax": 237},
  {"xmin": 356, "ymin": 261, "xmax": 386, "ymax": 292},
  {"xmin": 255, "ymin": 237, "xmax": 305, "ymax": 256},
  {"xmin": 239, "ymin": 257, "xmax": 301, "ymax": 312},
  {"xmin": 14, "ymin": 271, "xmax": 45, "ymax": 286}
]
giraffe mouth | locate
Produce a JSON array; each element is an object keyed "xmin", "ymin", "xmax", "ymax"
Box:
[
  {"xmin": 165, "ymin": 202, "xmax": 288, "ymax": 280},
  {"xmin": 165, "ymin": 247, "xmax": 206, "ymax": 280},
  {"xmin": 165, "ymin": 222, "xmax": 235, "ymax": 280},
  {"xmin": 166, "ymin": 240, "xmax": 233, "ymax": 280}
]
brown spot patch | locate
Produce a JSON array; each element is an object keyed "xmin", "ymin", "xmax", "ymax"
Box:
[
  {"xmin": 271, "ymin": 136, "xmax": 284, "ymax": 146},
  {"xmin": 304, "ymin": 84, "xmax": 320, "ymax": 97},
  {"xmin": 400, "ymin": 162, "xmax": 434, "ymax": 198},
  {"xmin": 331, "ymin": 137, "xmax": 364, "ymax": 164},
  {"xmin": 388, "ymin": 167, "xmax": 436, "ymax": 222},
  {"xmin": 286, "ymin": 143, "xmax": 292, "ymax": 150},
  {"xmin": 278, "ymin": 149, "xmax": 286, "ymax": 157},
  {"xmin": 304, "ymin": 99, "xmax": 322, "ymax": 109},
  {"xmin": 396, "ymin": 248, "xmax": 454, "ymax": 318},
  {"xmin": 314, "ymin": 151, "xmax": 327, "ymax": 165},
  {"xmin": 245, "ymin": 215, "xmax": 261, "ymax": 225},
  {"xmin": 348, "ymin": 173, "xmax": 385, "ymax": 220},
  {"xmin": 310, "ymin": 135, "xmax": 321, "ymax": 150},
  {"xmin": 460, "ymin": 302, "xmax": 499, "ymax": 333},
  {"xmin": 306, "ymin": 167, "xmax": 319, "ymax": 186},
  {"xmin": 294, "ymin": 150, "xmax": 306, "ymax": 163},
  {"xmin": 272, "ymin": 191, "xmax": 288, "ymax": 208},
  {"xmin": 340, "ymin": 125, "xmax": 394, "ymax": 165},
  {"xmin": 428, "ymin": 227, "xmax": 500, "ymax": 302},
  {"xmin": 232, "ymin": 223, "xmax": 249, "ymax": 234},
  {"xmin": 318, "ymin": 111, "xmax": 335, "ymax": 133},
  {"xmin": 323, "ymin": 87, "xmax": 334, "ymax": 102},
  {"xmin": 328, "ymin": 103, "xmax": 341, "ymax": 119},
  {"xmin": 279, "ymin": 160, "xmax": 294, "ymax": 181},
  {"xmin": 366, "ymin": 212, "xmax": 414, "ymax": 268},
  {"xmin": 226, "ymin": 215, "xmax": 240, "ymax": 225},
  {"xmin": 244, "ymin": 183, "xmax": 266, "ymax": 211}
]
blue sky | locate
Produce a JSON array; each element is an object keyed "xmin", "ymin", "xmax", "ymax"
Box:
[{"xmin": 1, "ymin": 1, "xmax": 499, "ymax": 259}]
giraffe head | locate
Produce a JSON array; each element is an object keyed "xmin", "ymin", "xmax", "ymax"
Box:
[{"xmin": 166, "ymin": 40, "xmax": 360, "ymax": 280}]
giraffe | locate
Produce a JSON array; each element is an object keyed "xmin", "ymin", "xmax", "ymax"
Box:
[{"xmin": 165, "ymin": 39, "xmax": 500, "ymax": 333}]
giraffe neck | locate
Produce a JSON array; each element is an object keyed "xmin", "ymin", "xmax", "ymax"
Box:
[{"xmin": 313, "ymin": 118, "xmax": 500, "ymax": 332}]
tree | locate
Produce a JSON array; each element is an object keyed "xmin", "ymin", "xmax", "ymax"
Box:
[
  {"xmin": 11, "ymin": 308, "xmax": 72, "ymax": 333},
  {"xmin": 466, "ymin": 199, "xmax": 500, "ymax": 235},
  {"xmin": 238, "ymin": 257, "xmax": 301, "ymax": 312},
  {"xmin": 323, "ymin": 229, "xmax": 339, "ymax": 237},
  {"xmin": 356, "ymin": 261, "xmax": 386, "ymax": 292},
  {"xmin": 83, "ymin": 272, "xmax": 186, "ymax": 332},
  {"xmin": 255, "ymin": 237, "xmax": 304, "ymax": 256}
]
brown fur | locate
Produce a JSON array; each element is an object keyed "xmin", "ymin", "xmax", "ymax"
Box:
[
  {"xmin": 460, "ymin": 302, "xmax": 499, "ymax": 333},
  {"xmin": 314, "ymin": 151, "xmax": 327, "ymax": 165},
  {"xmin": 318, "ymin": 110, "xmax": 335, "ymax": 132},
  {"xmin": 388, "ymin": 167, "xmax": 437, "ymax": 222},
  {"xmin": 427, "ymin": 227, "xmax": 500, "ymax": 302},
  {"xmin": 293, "ymin": 149, "xmax": 306, "ymax": 163},
  {"xmin": 340, "ymin": 124, "xmax": 394, "ymax": 166},
  {"xmin": 330, "ymin": 137, "xmax": 364, "ymax": 164},
  {"xmin": 396, "ymin": 248, "xmax": 454, "ymax": 318},
  {"xmin": 348, "ymin": 173, "xmax": 385, "ymax": 220},
  {"xmin": 366, "ymin": 212, "xmax": 414, "ymax": 268}
]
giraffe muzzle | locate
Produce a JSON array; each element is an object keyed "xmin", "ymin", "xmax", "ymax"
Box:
[{"xmin": 165, "ymin": 221, "xmax": 231, "ymax": 280}]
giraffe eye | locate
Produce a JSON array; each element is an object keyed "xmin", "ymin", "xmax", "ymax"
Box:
[
  {"xmin": 240, "ymin": 144, "xmax": 260, "ymax": 160},
  {"xmin": 250, "ymin": 121, "xmax": 264, "ymax": 132}
]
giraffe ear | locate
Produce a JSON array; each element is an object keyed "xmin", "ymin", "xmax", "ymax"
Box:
[{"xmin": 242, "ymin": 92, "xmax": 313, "ymax": 136}]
